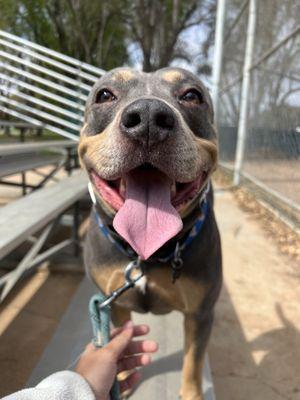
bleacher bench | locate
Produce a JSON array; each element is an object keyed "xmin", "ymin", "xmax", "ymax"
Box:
[
  {"xmin": 0, "ymin": 152, "xmax": 64, "ymax": 179},
  {"xmin": 0, "ymin": 140, "xmax": 78, "ymax": 193},
  {"xmin": 0, "ymin": 170, "xmax": 88, "ymax": 301}
]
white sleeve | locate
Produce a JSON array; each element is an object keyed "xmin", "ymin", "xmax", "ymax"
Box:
[{"xmin": 2, "ymin": 371, "xmax": 96, "ymax": 400}]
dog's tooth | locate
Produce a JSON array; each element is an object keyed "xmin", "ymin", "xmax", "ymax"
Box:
[
  {"xmin": 171, "ymin": 182, "xmax": 176, "ymax": 197},
  {"xmin": 120, "ymin": 179, "xmax": 126, "ymax": 197}
]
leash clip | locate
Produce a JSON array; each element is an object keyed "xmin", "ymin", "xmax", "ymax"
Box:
[{"xmin": 99, "ymin": 258, "xmax": 144, "ymax": 309}]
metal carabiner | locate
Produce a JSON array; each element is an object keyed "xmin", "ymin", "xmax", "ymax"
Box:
[{"xmin": 99, "ymin": 258, "xmax": 144, "ymax": 309}]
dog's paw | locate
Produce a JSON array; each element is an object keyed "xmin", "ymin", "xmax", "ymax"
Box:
[
  {"xmin": 118, "ymin": 370, "xmax": 134, "ymax": 398},
  {"xmin": 120, "ymin": 393, "xmax": 130, "ymax": 400},
  {"xmin": 179, "ymin": 395, "xmax": 204, "ymax": 400},
  {"xmin": 179, "ymin": 388, "xmax": 204, "ymax": 400}
]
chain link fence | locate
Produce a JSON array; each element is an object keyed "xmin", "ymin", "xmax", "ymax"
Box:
[{"xmin": 215, "ymin": 0, "xmax": 300, "ymax": 227}]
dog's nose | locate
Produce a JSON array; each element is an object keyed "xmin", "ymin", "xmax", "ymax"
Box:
[{"xmin": 120, "ymin": 99, "xmax": 175, "ymax": 147}]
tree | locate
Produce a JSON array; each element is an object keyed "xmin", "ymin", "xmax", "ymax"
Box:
[
  {"xmin": 122, "ymin": 0, "xmax": 216, "ymax": 72},
  {"xmin": 0, "ymin": 0, "xmax": 128, "ymax": 70},
  {"xmin": 0, "ymin": 0, "xmax": 216, "ymax": 72}
]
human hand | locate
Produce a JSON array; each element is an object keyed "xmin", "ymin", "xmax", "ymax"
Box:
[{"xmin": 75, "ymin": 321, "xmax": 158, "ymax": 400}]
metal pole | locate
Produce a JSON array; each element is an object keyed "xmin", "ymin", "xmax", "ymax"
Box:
[
  {"xmin": 211, "ymin": 0, "xmax": 226, "ymax": 124},
  {"xmin": 233, "ymin": 0, "xmax": 257, "ymax": 185}
]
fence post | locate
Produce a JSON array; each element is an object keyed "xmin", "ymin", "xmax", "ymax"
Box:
[
  {"xmin": 233, "ymin": 0, "xmax": 257, "ymax": 185},
  {"xmin": 212, "ymin": 0, "xmax": 226, "ymax": 124}
]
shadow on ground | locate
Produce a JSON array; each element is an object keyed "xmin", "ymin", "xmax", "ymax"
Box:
[
  {"xmin": 0, "ymin": 270, "xmax": 83, "ymax": 397},
  {"xmin": 210, "ymin": 285, "xmax": 300, "ymax": 400},
  {"xmin": 0, "ymin": 273, "xmax": 299, "ymax": 399}
]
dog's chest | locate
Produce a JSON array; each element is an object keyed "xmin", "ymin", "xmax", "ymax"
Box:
[{"xmin": 91, "ymin": 265, "xmax": 207, "ymax": 315}]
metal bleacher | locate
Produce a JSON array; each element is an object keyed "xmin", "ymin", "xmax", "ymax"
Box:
[
  {"xmin": 0, "ymin": 29, "xmax": 107, "ymax": 299},
  {"xmin": 0, "ymin": 29, "xmax": 104, "ymax": 140}
]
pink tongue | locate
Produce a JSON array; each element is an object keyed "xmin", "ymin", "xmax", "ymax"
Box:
[{"xmin": 113, "ymin": 169, "xmax": 183, "ymax": 260}]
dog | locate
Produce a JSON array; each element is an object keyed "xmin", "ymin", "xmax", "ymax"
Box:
[{"xmin": 79, "ymin": 67, "xmax": 222, "ymax": 400}]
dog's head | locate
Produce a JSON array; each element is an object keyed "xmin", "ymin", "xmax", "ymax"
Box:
[{"xmin": 79, "ymin": 67, "xmax": 218, "ymax": 259}]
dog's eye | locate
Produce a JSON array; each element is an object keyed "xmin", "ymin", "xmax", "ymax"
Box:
[
  {"xmin": 95, "ymin": 89, "xmax": 116, "ymax": 104},
  {"xmin": 180, "ymin": 89, "xmax": 203, "ymax": 105}
]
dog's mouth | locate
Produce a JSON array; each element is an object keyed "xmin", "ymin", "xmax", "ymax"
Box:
[
  {"xmin": 91, "ymin": 163, "xmax": 207, "ymax": 212},
  {"xmin": 90, "ymin": 164, "xmax": 207, "ymax": 260}
]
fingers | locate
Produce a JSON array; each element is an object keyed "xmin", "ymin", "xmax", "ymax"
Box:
[
  {"xmin": 105, "ymin": 321, "xmax": 134, "ymax": 357},
  {"xmin": 111, "ymin": 324, "xmax": 150, "ymax": 339},
  {"xmin": 84, "ymin": 342, "xmax": 97, "ymax": 353},
  {"xmin": 119, "ymin": 370, "xmax": 141, "ymax": 394},
  {"xmin": 85, "ymin": 323, "xmax": 158, "ymax": 359},
  {"xmin": 117, "ymin": 353, "xmax": 151, "ymax": 373},
  {"xmin": 124, "ymin": 339, "xmax": 158, "ymax": 356},
  {"xmin": 83, "ymin": 322, "xmax": 145, "ymax": 353}
]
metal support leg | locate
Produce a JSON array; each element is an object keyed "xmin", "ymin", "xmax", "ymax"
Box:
[
  {"xmin": 66, "ymin": 148, "xmax": 72, "ymax": 176},
  {"xmin": 72, "ymin": 201, "xmax": 80, "ymax": 257},
  {"xmin": 0, "ymin": 222, "xmax": 54, "ymax": 301},
  {"xmin": 21, "ymin": 172, "xmax": 27, "ymax": 195},
  {"xmin": 0, "ymin": 238, "xmax": 73, "ymax": 287},
  {"xmin": 33, "ymin": 160, "xmax": 65, "ymax": 191},
  {"xmin": 20, "ymin": 127, "xmax": 25, "ymax": 142},
  {"xmin": 0, "ymin": 180, "xmax": 35, "ymax": 189}
]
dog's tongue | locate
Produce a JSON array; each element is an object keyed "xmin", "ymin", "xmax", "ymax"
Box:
[{"xmin": 113, "ymin": 169, "xmax": 183, "ymax": 260}]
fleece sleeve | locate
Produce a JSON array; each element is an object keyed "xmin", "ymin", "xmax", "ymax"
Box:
[{"xmin": 2, "ymin": 370, "xmax": 96, "ymax": 400}]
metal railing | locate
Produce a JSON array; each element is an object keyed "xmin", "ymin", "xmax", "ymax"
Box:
[{"xmin": 0, "ymin": 30, "xmax": 105, "ymax": 140}]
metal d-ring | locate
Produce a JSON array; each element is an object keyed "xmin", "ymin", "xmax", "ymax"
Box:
[
  {"xmin": 171, "ymin": 242, "xmax": 184, "ymax": 283},
  {"xmin": 124, "ymin": 257, "xmax": 144, "ymax": 284}
]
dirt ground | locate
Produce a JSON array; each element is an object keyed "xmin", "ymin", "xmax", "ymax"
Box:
[
  {"xmin": 210, "ymin": 189, "xmax": 300, "ymax": 400},
  {"xmin": 0, "ymin": 177, "xmax": 299, "ymax": 399},
  {"xmin": 223, "ymin": 159, "xmax": 300, "ymax": 205}
]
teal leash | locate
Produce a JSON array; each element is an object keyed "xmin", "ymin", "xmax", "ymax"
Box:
[
  {"xmin": 89, "ymin": 292, "xmax": 120, "ymax": 400},
  {"xmin": 89, "ymin": 259, "xmax": 144, "ymax": 400}
]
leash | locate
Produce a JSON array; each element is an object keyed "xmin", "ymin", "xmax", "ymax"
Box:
[
  {"xmin": 89, "ymin": 292, "xmax": 120, "ymax": 399},
  {"xmin": 89, "ymin": 258, "xmax": 144, "ymax": 400}
]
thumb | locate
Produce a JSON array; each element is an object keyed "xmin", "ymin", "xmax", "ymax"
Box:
[{"xmin": 106, "ymin": 321, "xmax": 134, "ymax": 357}]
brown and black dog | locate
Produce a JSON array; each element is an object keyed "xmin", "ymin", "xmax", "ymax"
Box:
[{"xmin": 79, "ymin": 67, "xmax": 222, "ymax": 400}]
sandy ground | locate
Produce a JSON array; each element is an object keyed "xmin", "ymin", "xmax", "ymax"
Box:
[
  {"xmin": 0, "ymin": 179, "xmax": 299, "ymax": 398},
  {"xmin": 210, "ymin": 189, "xmax": 300, "ymax": 400},
  {"xmin": 223, "ymin": 159, "xmax": 300, "ymax": 205}
]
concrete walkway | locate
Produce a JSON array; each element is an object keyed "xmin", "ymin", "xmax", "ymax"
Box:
[{"xmin": 28, "ymin": 278, "xmax": 215, "ymax": 399}]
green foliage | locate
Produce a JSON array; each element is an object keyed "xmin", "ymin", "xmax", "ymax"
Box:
[{"xmin": 0, "ymin": 0, "xmax": 128, "ymax": 70}]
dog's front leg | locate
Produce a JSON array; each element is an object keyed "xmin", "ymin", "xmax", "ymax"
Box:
[
  {"xmin": 111, "ymin": 303, "xmax": 131, "ymax": 327},
  {"xmin": 180, "ymin": 312, "xmax": 213, "ymax": 400}
]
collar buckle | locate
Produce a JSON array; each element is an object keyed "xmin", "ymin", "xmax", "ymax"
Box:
[{"xmin": 171, "ymin": 242, "xmax": 184, "ymax": 283}]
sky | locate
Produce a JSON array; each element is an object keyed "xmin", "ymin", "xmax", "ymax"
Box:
[{"xmin": 126, "ymin": 24, "xmax": 215, "ymax": 90}]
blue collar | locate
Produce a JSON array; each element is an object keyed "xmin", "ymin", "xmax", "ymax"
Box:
[{"xmin": 93, "ymin": 181, "xmax": 210, "ymax": 278}]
